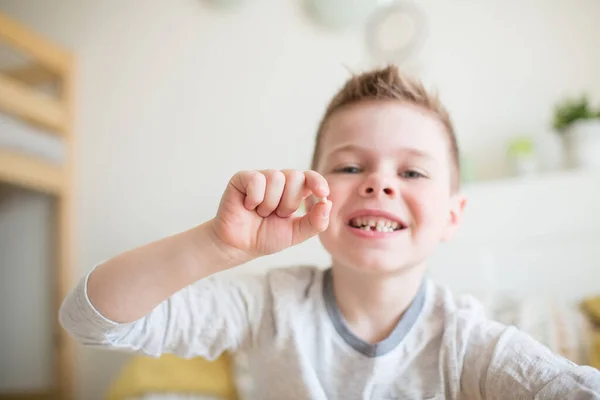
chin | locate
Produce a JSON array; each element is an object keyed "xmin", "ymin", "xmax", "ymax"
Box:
[
  {"xmin": 348, "ymin": 256, "xmax": 414, "ymax": 275},
  {"xmin": 319, "ymin": 231, "xmax": 430, "ymax": 275},
  {"xmin": 324, "ymin": 245, "xmax": 415, "ymax": 276}
]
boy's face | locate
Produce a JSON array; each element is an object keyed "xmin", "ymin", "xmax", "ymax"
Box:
[{"xmin": 312, "ymin": 100, "xmax": 466, "ymax": 275}]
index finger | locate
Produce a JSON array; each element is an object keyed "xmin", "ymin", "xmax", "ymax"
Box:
[
  {"xmin": 230, "ymin": 170, "xmax": 266, "ymax": 210},
  {"xmin": 303, "ymin": 170, "xmax": 329, "ymax": 199}
]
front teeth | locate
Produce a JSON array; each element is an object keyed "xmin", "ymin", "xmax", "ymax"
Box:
[{"xmin": 352, "ymin": 217, "xmax": 400, "ymax": 232}]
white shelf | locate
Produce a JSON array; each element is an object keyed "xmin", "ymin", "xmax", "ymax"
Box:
[
  {"xmin": 454, "ymin": 168, "xmax": 600, "ymax": 244},
  {"xmin": 462, "ymin": 168, "xmax": 598, "ymax": 193}
]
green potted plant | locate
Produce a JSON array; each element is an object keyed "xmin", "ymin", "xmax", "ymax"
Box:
[
  {"xmin": 553, "ymin": 95, "xmax": 600, "ymax": 170},
  {"xmin": 506, "ymin": 136, "xmax": 538, "ymax": 177}
]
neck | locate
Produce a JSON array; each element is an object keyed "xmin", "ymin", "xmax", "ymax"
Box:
[{"xmin": 330, "ymin": 262, "xmax": 426, "ymax": 344}]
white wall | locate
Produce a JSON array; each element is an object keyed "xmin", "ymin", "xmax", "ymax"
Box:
[{"xmin": 0, "ymin": 0, "xmax": 599, "ymax": 398}]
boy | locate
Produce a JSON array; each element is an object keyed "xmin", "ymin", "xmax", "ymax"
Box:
[{"xmin": 60, "ymin": 65, "xmax": 600, "ymax": 399}]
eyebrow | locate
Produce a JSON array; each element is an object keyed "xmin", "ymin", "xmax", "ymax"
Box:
[{"xmin": 327, "ymin": 144, "xmax": 435, "ymax": 161}]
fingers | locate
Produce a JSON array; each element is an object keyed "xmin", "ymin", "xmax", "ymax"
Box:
[
  {"xmin": 277, "ymin": 170, "xmax": 330, "ymax": 218},
  {"xmin": 256, "ymin": 170, "xmax": 285, "ymax": 217},
  {"xmin": 231, "ymin": 169, "xmax": 329, "ymax": 218},
  {"xmin": 231, "ymin": 171, "xmax": 266, "ymax": 210},
  {"xmin": 304, "ymin": 170, "xmax": 329, "ymax": 199},
  {"xmin": 292, "ymin": 199, "xmax": 332, "ymax": 245},
  {"xmin": 276, "ymin": 170, "xmax": 307, "ymax": 218}
]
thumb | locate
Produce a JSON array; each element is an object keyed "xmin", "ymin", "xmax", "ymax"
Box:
[{"xmin": 291, "ymin": 200, "xmax": 332, "ymax": 246}]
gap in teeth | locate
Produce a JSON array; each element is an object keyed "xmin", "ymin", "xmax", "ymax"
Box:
[{"xmin": 351, "ymin": 217, "xmax": 400, "ymax": 231}]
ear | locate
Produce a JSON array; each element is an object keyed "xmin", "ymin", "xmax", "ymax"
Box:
[{"xmin": 440, "ymin": 193, "xmax": 467, "ymax": 242}]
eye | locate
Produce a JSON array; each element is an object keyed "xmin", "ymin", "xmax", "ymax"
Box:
[
  {"xmin": 334, "ymin": 165, "xmax": 362, "ymax": 174},
  {"xmin": 400, "ymin": 169, "xmax": 426, "ymax": 179}
]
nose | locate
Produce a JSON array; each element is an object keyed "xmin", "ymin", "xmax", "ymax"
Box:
[{"xmin": 359, "ymin": 175, "xmax": 396, "ymax": 198}]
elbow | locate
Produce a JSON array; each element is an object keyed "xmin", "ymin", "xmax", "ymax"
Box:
[
  {"xmin": 57, "ymin": 288, "xmax": 85, "ymax": 343},
  {"xmin": 58, "ymin": 296, "xmax": 74, "ymax": 338},
  {"xmin": 57, "ymin": 279, "xmax": 109, "ymax": 346}
]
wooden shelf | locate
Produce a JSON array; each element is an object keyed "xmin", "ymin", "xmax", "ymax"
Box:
[
  {"xmin": 0, "ymin": 73, "xmax": 66, "ymax": 135},
  {"xmin": 0, "ymin": 10, "xmax": 75, "ymax": 399},
  {"xmin": 0, "ymin": 147, "xmax": 64, "ymax": 195},
  {"xmin": 2, "ymin": 63, "xmax": 58, "ymax": 86},
  {"xmin": 0, "ymin": 12, "xmax": 71, "ymax": 76}
]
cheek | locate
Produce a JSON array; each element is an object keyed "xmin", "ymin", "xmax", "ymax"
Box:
[
  {"xmin": 324, "ymin": 179, "xmax": 356, "ymax": 228},
  {"xmin": 404, "ymin": 185, "xmax": 449, "ymax": 225},
  {"xmin": 325, "ymin": 179, "xmax": 353, "ymax": 205}
]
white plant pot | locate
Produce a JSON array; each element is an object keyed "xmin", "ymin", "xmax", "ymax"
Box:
[{"xmin": 563, "ymin": 119, "xmax": 600, "ymax": 170}]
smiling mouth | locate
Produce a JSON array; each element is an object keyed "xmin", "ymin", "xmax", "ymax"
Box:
[{"xmin": 348, "ymin": 217, "xmax": 406, "ymax": 233}]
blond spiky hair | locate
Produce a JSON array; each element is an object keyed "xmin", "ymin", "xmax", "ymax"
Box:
[{"xmin": 311, "ymin": 64, "xmax": 460, "ymax": 190}]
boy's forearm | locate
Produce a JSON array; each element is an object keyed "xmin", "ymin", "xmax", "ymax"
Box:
[{"xmin": 86, "ymin": 219, "xmax": 249, "ymax": 323}]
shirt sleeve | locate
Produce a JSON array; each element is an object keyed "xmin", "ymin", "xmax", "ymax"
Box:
[
  {"xmin": 58, "ymin": 267, "xmax": 266, "ymax": 360},
  {"xmin": 462, "ymin": 321, "xmax": 600, "ymax": 399}
]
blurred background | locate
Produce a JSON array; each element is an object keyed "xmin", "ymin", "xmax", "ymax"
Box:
[{"xmin": 0, "ymin": 0, "xmax": 599, "ymax": 399}]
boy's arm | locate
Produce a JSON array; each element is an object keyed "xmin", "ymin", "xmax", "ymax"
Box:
[
  {"xmin": 83, "ymin": 220, "xmax": 247, "ymax": 324},
  {"xmin": 58, "ymin": 221, "xmax": 262, "ymax": 359},
  {"xmin": 59, "ymin": 169, "xmax": 330, "ymax": 359},
  {"xmin": 462, "ymin": 322, "xmax": 600, "ymax": 399}
]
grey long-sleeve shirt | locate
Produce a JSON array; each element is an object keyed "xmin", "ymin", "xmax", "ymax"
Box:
[{"xmin": 59, "ymin": 265, "xmax": 600, "ymax": 399}]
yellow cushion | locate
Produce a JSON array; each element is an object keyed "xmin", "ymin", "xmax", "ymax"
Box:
[
  {"xmin": 589, "ymin": 331, "xmax": 600, "ymax": 370},
  {"xmin": 582, "ymin": 296, "xmax": 600, "ymax": 326},
  {"xmin": 581, "ymin": 296, "xmax": 600, "ymax": 370},
  {"xmin": 106, "ymin": 353, "xmax": 238, "ymax": 400}
]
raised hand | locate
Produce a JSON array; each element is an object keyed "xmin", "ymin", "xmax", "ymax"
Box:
[{"xmin": 211, "ymin": 169, "xmax": 331, "ymax": 259}]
